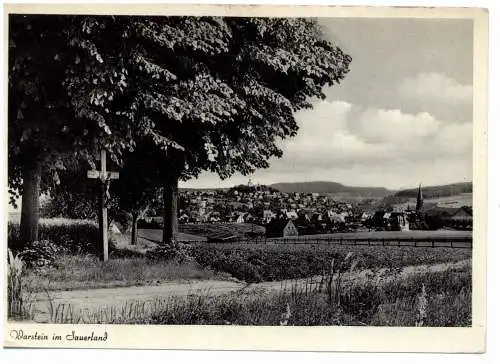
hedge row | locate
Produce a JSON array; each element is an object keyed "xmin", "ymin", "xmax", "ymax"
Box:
[{"xmin": 8, "ymin": 218, "xmax": 116, "ymax": 255}]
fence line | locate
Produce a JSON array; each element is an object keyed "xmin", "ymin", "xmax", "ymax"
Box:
[{"xmin": 181, "ymin": 236, "xmax": 473, "ymax": 249}]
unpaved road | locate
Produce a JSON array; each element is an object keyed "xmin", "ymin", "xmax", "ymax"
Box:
[{"xmin": 30, "ymin": 259, "xmax": 470, "ymax": 323}]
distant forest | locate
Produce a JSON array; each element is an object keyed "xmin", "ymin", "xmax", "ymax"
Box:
[
  {"xmin": 378, "ymin": 182, "xmax": 472, "ymax": 208},
  {"xmin": 394, "ymin": 182, "xmax": 472, "ymax": 199}
]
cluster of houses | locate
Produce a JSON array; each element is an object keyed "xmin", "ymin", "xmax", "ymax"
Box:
[
  {"xmin": 170, "ymin": 183, "xmax": 473, "ymax": 238},
  {"xmin": 177, "ymin": 183, "xmax": 365, "ymax": 234}
]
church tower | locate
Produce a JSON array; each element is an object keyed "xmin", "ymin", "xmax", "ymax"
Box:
[{"xmin": 416, "ymin": 183, "xmax": 423, "ymax": 212}]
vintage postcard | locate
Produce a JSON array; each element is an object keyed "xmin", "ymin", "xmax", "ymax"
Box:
[{"xmin": 3, "ymin": 3, "xmax": 487, "ymax": 352}]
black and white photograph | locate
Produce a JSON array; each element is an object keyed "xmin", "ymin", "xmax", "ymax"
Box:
[{"xmin": 3, "ymin": 4, "xmax": 487, "ymax": 352}]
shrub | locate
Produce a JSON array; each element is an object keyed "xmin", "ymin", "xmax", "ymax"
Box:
[
  {"xmin": 42, "ymin": 191, "xmax": 97, "ymax": 220},
  {"xmin": 8, "ymin": 218, "xmax": 116, "ymax": 255},
  {"xmin": 146, "ymin": 242, "xmax": 193, "ymax": 263},
  {"xmin": 18, "ymin": 240, "xmax": 68, "ymax": 270}
]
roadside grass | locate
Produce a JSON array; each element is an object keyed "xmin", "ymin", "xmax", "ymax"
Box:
[
  {"xmin": 23, "ymin": 254, "xmax": 223, "ymax": 292},
  {"xmin": 43, "ymin": 260, "xmax": 471, "ymax": 326}
]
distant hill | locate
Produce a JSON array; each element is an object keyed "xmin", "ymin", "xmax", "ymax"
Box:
[
  {"xmin": 394, "ymin": 182, "xmax": 472, "ymax": 199},
  {"xmin": 379, "ymin": 182, "xmax": 473, "ymax": 208},
  {"xmin": 269, "ymin": 181, "xmax": 393, "ymax": 197},
  {"xmin": 179, "ymin": 187, "xmax": 228, "ymax": 192}
]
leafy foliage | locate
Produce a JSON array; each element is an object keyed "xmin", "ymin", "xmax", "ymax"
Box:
[
  {"xmin": 56, "ymin": 15, "xmax": 352, "ymax": 182},
  {"xmin": 18, "ymin": 240, "xmax": 68, "ymax": 270},
  {"xmin": 8, "ymin": 16, "xmax": 135, "ymax": 202},
  {"xmin": 9, "ymin": 15, "xmax": 351, "ymax": 245},
  {"xmin": 112, "ymin": 143, "xmax": 163, "ymax": 220}
]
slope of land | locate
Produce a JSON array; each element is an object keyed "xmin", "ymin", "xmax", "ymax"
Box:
[
  {"xmin": 395, "ymin": 182, "xmax": 472, "ymax": 198},
  {"xmin": 270, "ymin": 181, "xmax": 393, "ymax": 197},
  {"xmin": 379, "ymin": 182, "xmax": 473, "ymax": 208}
]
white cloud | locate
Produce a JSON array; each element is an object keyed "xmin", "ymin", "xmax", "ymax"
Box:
[
  {"xmin": 277, "ymin": 100, "xmax": 472, "ymax": 170},
  {"xmin": 398, "ymin": 72, "xmax": 472, "ymax": 104},
  {"xmin": 351, "ymin": 108, "xmax": 441, "ymax": 144},
  {"xmin": 434, "ymin": 122, "xmax": 473, "ymax": 156},
  {"xmin": 181, "ymin": 100, "xmax": 472, "ymax": 189}
]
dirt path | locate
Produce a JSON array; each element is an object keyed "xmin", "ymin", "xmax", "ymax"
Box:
[
  {"xmin": 30, "ymin": 259, "xmax": 470, "ymax": 323},
  {"xmin": 31, "ymin": 280, "xmax": 247, "ymax": 323}
]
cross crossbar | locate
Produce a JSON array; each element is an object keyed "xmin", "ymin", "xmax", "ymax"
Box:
[{"xmin": 87, "ymin": 170, "xmax": 120, "ymax": 180}]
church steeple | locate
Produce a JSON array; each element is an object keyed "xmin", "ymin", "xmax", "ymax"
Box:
[{"xmin": 416, "ymin": 183, "xmax": 423, "ymax": 212}]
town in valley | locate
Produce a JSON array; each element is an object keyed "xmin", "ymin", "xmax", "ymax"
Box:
[{"xmin": 139, "ymin": 180, "xmax": 473, "ymax": 242}]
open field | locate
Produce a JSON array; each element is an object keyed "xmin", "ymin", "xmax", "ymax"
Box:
[
  {"xmin": 179, "ymin": 223, "xmax": 266, "ymax": 240},
  {"xmin": 273, "ymin": 229, "xmax": 472, "ymax": 241},
  {"xmin": 140, "ymin": 223, "xmax": 266, "ymax": 242},
  {"xmin": 393, "ymin": 192, "xmax": 472, "ymax": 211},
  {"xmin": 140, "ymin": 228, "xmax": 472, "ymax": 248},
  {"xmin": 427, "ymin": 193, "xmax": 473, "ymax": 208},
  {"xmin": 139, "ymin": 229, "xmax": 207, "ymax": 242},
  {"xmin": 141, "ymin": 228, "xmax": 472, "ymax": 243},
  {"xmin": 188, "ymin": 243, "xmax": 471, "ymax": 282}
]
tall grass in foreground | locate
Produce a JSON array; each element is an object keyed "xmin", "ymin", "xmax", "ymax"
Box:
[
  {"xmin": 7, "ymin": 250, "xmax": 35, "ymax": 320},
  {"xmin": 45, "ymin": 261, "xmax": 471, "ymax": 326}
]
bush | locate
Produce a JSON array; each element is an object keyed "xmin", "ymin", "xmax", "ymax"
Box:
[
  {"xmin": 146, "ymin": 242, "xmax": 193, "ymax": 263},
  {"xmin": 18, "ymin": 240, "xmax": 68, "ymax": 270},
  {"xmin": 42, "ymin": 191, "xmax": 97, "ymax": 220},
  {"xmin": 8, "ymin": 218, "xmax": 116, "ymax": 255}
]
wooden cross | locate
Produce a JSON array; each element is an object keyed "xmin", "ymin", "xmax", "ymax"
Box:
[{"xmin": 87, "ymin": 149, "xmax": 119, "ymax": 261}]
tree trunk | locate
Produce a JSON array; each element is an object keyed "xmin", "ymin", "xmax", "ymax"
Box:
[
  {"xmin": 19, "ymin": 159, "xmax": 42, "ymax": 248},
  {"xmin": 131, "ymin": 212, "xmax": 138, "ymax": 245},
  {"xmin": 162, "ymin": 177, "xmax": 178, "ymax": 245}
]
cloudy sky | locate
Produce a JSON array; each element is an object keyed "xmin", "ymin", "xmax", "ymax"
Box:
[{"xmin": 181, "ymin": 18, "xmax": 473, "ymax": 190}]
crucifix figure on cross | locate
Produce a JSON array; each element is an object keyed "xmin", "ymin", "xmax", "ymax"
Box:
[{"xmin": 87, "ymin": 149, "xmax": 119, "ymax": 261}]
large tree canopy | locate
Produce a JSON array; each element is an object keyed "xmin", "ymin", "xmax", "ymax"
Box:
[
  {"xmin": 8, "ymin": 15, "xmax": 133, "ymax": 246},
  {"xmin": 92, "ymin": 16, "xmax": 352, "ymax": 243},
  {"xmin": 8, "ymin": 15, "xmax": 351, "ymax": 247}
]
